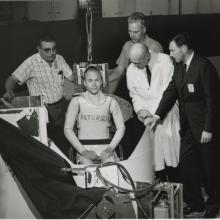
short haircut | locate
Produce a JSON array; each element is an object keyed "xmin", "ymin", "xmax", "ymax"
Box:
[
  {"xmin": 128, "ymin": 12, "xmax": 146, "ymax": 27},
  {"xmin": 83, "ymin": 65, "xmax": 102, "ymax": 79},
  {"xmin": 170, "ymin": 32, "xmax": 193, "ymax": 50},
  {"xmin": 38, "ymin": 34, "xmax": 56, "ymax": 47}
]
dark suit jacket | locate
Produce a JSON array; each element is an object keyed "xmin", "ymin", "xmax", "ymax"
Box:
[{"xmin": 155, "ymin": 53, "xmax": 220, "ymax": 142}]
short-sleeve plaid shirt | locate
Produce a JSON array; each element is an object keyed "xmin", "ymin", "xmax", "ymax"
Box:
[{"xmin": 12, "ymin": 53, "xmax": 72, "ymax": 104}]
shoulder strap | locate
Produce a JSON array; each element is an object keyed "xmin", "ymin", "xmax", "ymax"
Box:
[
  {"xmin": 106, "ymin": 95, "xmax": 113, "ymax": 113},
  {"xmin": 73, "ymin": 95, "xmax": 82, "ymax": 115}
]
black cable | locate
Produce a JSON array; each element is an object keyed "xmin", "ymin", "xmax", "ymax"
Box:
[
  {"xmin": 96, "ymin": 161, "xmax": 159, "ymax": 218},
  {"xmin": 78, "ymin": 202, "xmax": 96, "ymax": 219},
  {"xmin": 96, "ymin": 162, "xmax": 158, "ymax": 193},
  {"xmin": 96, "ymin": 162, "xmax": 151, "ymax": 217}
]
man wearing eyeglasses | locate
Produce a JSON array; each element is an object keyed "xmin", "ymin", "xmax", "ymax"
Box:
[{"xmin": 3, "ymin": 34, "xmax": 75, "ymax": 127}]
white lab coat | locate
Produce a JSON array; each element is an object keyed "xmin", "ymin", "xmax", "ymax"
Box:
[{"xmin": 126, "ymin": 52, "xmax": 180, "ymax": 171}]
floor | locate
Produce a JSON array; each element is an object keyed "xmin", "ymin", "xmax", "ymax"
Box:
[{"xmin": 183, "ymin": 187, "xmax": 220, "ymax": 218}]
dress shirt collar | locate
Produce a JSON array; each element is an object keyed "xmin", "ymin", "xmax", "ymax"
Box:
[
  {"xmin": 37, "ymin": 53, "xmax": 43, "ymax": 62},
  {"xmin": 184, "ymin": 51, "xmax": 194, "ymax": 71},
  {"xmin": 36, "ymin": 52, "xmax": 57, "ymax": 64}
]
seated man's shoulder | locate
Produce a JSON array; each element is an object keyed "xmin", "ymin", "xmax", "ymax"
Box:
[
  {"xmin": 71, "ymin": 93, "xmax": 82, "ymax": 102},
  {"xmin": 105, "ymin": 94, "xmax": 117, "ymax": 104}
]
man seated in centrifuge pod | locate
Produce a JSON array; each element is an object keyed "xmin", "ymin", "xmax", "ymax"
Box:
[{"xmin": 64, "ymin": 65, "xmax": 125, "ymax": 165}]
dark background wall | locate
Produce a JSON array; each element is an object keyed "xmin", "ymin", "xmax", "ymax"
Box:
[{"xmin": 0, "ymin": 13, "xmax": 220, "ymax": 96}]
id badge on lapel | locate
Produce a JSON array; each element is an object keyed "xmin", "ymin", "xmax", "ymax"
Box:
[{"xmin": 187, "ymin": 84, "xmax": 195, "ymax": 93}]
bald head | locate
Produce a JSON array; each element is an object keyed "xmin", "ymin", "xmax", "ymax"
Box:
[{"xmin": 129, "ymin": 43, "xmax": 150, "ymax": 69}]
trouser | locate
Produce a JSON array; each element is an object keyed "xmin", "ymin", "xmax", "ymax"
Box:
[
  {"xmin": 155, "ymin": 165, "xmax": 180, "ymax": 183},
  {"xmin": 179, "ymin": 128, "xmax": 217, "ymax": 209},
  {"xmin": 47, "ymin": 123, "xmax": 74, "ymax": 160},
  {"xmin": 46, "ymin": 98, "xmax": 69, "ymax": 128},
  {"xmin": 46, "ymin": 98, "xmax": 72, "ymax": 160}
]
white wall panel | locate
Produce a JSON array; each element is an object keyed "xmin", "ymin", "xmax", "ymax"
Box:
[
  {"xmin": 102, "ymin": 0, "xmax": 119, "ymax": 17},
  {"xmin": 102, "ymin": 0, "xmax": 180, "ymax": 17},
  {"xmin": 212, "ymin": 0, "xmax": 220, "ymax": 13},
  {"xmin": 151, "ymin": 0, "xmax": 169, "ymax": 15},
  {"xmin": 102, "ymin": 0, "xmax": 135, "ymax": 17},
  {"xmin": 136, "ymin": 0, "xmax": 179, "ymax": 15},
  {"xmin": 118, "ymin": 0, "xmax": 136, "ymax": 17},
  {"xmin": 9, "ymin": 0, "xmax": 220, "ymax": 21},
  {"xmin": 136, "ymin": 0, "xmax": 151, "ymax": 15},
  {"xmin": 28, "ymin": 0, "xmax": 77, "ymax": 21},
  {"xmin": 102, "ymin": 0, "xmax": 220, "ymax": 17},
  {"xmin": 168, "ymin": 0, "xmax": 179, "ymax": 15},
  {"xmin": 182, "ymin": 0, "xmax": 220, "ymax": 14},
  {"xmin": 182, "ymin": 0, "xmax": 200, "ymax": 14}
]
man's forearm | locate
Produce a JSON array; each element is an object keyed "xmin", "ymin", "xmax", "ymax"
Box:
[
  {"xmin": 67, "ymin": 73, "xmax": 76, "ymax": 83},
  {"xmin": 108, "ymin": 66, "xmax": 125, "ymax": 93},
  {"xmin": 108, "ymin": 66, "xmax": 124, "ymax": 82},
  {"xmin": 64, "ymin": 128, "xmax": 85, "ymax": 154},
  {"xmin": 3, "ymin": 76, "xmax": 19, "ymax": 101},
  {"xmin": 109, "ymin": 126, "xmax": 125, "ymax": 150},
  {"xmin": 5, "ymin": 76, "xmax": 18, "ymax": 92}
]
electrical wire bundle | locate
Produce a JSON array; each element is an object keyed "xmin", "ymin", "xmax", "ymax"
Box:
[
  {"xmin": 96, "ymin": 161, "xmax": 159, "ymax": 218},
  {"xmin": 85, "ymin": 1, "xmax": 93, "ymax": 63}
]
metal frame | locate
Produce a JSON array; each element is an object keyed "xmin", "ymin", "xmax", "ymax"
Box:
[{"xmin": 151, "ymin": 182, "xmax": 183, "ymax": 218}]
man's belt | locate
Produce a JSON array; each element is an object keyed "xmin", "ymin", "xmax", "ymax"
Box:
[
  {"xmin": 47, "ymin": 98, "xmax": 63, "ymax": 106},
  {"xmin": 79, "ymin": 139, "xmax": 111, "ymax": 145}
]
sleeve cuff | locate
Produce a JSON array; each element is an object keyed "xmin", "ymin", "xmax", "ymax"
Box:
[{"xmin": 154, "ymin": 114, "xmax": 161, "ymax": 120}]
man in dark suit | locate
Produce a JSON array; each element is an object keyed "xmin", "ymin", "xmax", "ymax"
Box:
[{"xmin": 145, "ymin": 32, "xmax": 220, "ymax": 218}]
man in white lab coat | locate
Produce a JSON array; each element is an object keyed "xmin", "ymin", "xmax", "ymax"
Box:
[{"xmin": 126, "ymin": 43, "xmax": 180, "ymax": 181}]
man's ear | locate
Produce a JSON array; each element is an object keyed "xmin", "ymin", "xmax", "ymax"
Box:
[
  {"xmin": 181, "ymin": 45, "xmax": 188, "ymax": 53},
  {"xmin": 143, "ymin": 26, "xmax": 146, "ymax": 34},
  {"xmin": 37, "ymin": 46, "xmax": 40, "ymax": 52},
  {"xmin": 83, "ymin": 79, "xmax": 86, "ymax": 88}
]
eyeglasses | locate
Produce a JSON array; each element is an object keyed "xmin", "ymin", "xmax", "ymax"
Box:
[{"xmin": 40, "ymin": 47, "xmax": 57, "ymax": 53}]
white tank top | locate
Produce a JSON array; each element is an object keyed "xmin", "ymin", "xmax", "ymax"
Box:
[
  {"xmin": 77, "ymin": 94, "xmax": 112, "ymax": 140},
  {"xmin": 68, "ymin": 92, "xmax": 124, "ymax": 156}
]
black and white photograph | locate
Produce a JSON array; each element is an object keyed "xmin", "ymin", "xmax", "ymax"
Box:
[{"xmin": 0, "ymin": 0, "xmax": 220, "ymax": 219}]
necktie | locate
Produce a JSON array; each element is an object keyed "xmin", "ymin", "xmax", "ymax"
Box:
[
  {"xmin": 146, "ymin": 65, "xmax": 151, "ymax": 86},
  {"xmin": 183, "ymin": 63, "xmax": 187, "ymax": 73},
  {"xmin": 181, "ymin": 63, "xmax": 187, "ymax": 82}
]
